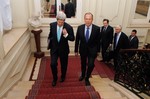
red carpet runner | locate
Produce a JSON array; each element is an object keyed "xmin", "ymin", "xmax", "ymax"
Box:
[{"xmin": 26, "ymin": 56, "xmax": 114, "ymax": 99}]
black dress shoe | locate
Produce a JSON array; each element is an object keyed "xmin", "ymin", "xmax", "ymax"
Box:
[
  {"xmin": 79, "ymin": 76, "xmax": 84, "ymax": 81},
  {"xmin": 52, "ymin": 81, "xmax": 57, "ymax": 86},
  {"xmin": 85, "ymin": 80, "xmax": 91, "ymax": 86},
  {"xmin": 59, "ymin": 78, "xmax": 65, "ymax": 82}
]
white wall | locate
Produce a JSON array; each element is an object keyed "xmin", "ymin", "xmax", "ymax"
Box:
[
  {"xmin": 30, "ymin": 0, "xmax": 150, "ymax": 53},
  {"xmin": 0, "ymin": 29, "xmax": 31, "ymax": 98},
  {"xmin": 10, "ymin": 0, "xmax": 29, "ymax": 28},
  {"xmin": 0, "ymin": 0, "xmax": 31, "ymax": 97}
]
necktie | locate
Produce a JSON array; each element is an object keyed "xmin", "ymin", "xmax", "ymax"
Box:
[
  {"xmin": 57, "ymin": 27, "xmax": 61, "ymax": 42},
  {"xmin": 85, "ymin": 27, "xmax": 89, "ymax": 42},
  {"xmin": 103, "ymin": 27, "xmax": 106, "ymax": 32}
]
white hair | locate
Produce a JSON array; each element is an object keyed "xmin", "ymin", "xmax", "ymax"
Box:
[
  {"xmin": 115, "ymin": 25, "xmax": 122, "ymax": 30},
  {"xmin": 56, "ymin": 11, "xmax": 66, "ymax": 20}
]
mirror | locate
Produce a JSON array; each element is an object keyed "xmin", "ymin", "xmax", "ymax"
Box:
[
  {"xmin": 134, "ymin": 0, "xmax": 150, "ymax": 19},
  {"xmin": 41, "ymin": 0, "xmax": 76, "ymax": 18}
]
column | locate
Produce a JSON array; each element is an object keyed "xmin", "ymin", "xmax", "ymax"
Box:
[{"xmin": 31, "ymin": 29, "xmax": 45, "ymax": 58}]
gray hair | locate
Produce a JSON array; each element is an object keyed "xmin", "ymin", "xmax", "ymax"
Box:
[
  {"xmin": 56, "ymin": 11, "xmax": 66, "ymax": 20},
  {"xmin": 115, "ymin": 25, "xmax": 122, "ymax": 30}
]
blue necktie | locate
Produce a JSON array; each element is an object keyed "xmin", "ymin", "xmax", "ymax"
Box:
[
  {"xmin": 85, "ymin": 28, "xmax": 89, "ymax": 42},
  {"xmin": 57, "ymin": 27, "xmax": 61, "ymax": 42}
]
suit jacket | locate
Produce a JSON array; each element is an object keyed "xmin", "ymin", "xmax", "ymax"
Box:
[
  {"xmin": 129, "ymin": 35, "xmax": 139, "ymax": 49},
  {"xmin": 101, "ymin": 25, "xmax": 114, "ymax": 49},
  {"xmin": 101, "ymin": 25, "xmax": 114, "ymax": 44},
  {"xmin": 75, "ymin": 24, "xmax": 100, "ymax": 58},
  {"xmin": 114, "ymin": 32, "xmax": 130, "ymax": 53},
  {"xmin": 48, "ymin": 22, "xmax": 75, "ymax": 55},
  {"xmin": 65, "ymin": 2, "xmax": 75, "ymax": 18}
]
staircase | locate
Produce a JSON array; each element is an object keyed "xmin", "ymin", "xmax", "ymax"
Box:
[
  {"xmin": 26, "ymin": 78, "xmax": 100, "ymax": 99},
  {"xmin": 2, "ymin": 55, "xmax": 148, "ymax": 99},
  {"xmin": 3, "ymin": 81, "xmax": 34, "ymax": 99},
  {"xmin": 3, "ymin": 75, "xmax": 140, "ymax": 99}
]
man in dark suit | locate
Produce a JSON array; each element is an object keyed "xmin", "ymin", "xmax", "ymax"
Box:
[
  {"xmin": 113, "ymin": 25, "xmax": 130, "ymax": 77},
  {"xmin": 65, "ymin": 0, "xmax": 75, "ymax": 18},
  {"xmin": 54, "ymin": 0, "xmax": 64, "ymax": 16},
  {"xmin": 75, "ymin": 12, "xmax": 100, "ymax": 86},
  {"xmin": 129, "ymin": 29, "xmax": 139, "ymax": 49},
  {"xmin": 100, "ymin": 19, "xmax": 114, "ymax": 62},
  {"xmin": 47, "ymin": 11, "xmax": 75, "ymax": 86}
]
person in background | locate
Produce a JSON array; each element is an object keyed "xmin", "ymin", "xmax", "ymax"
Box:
[
  {"xmin": 129, "ymin": 29, "xmax": 139, "ymax": 49},
  {"xmin": 65, "ymin": 0, "xmax": 75, "ymax": 18},
  {"xmin": 47, "ymin": 11, "xmax": 75, "ymax": 86},
  {"xmin": 100, "ymin": 19, "xmax": 114, "ymax": 62},
  {"xmin": 75, "ymin": 12, "xmax": 100, "ymax": 86},
  {"xmin": 113, "ymin": 25, "xmax": 130, "ymax": 80},
  {"xmin": 54, "ymin": 0, "xmax": 64, "ymax": 16}
]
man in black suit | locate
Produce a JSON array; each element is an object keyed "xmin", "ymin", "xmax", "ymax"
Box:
[
  {"xmin": 47, "ymin": 11, "xmax": 75, "ymax": 86},
  {"xmin": 54, "ymin": 0, "xmax": 64, "ymax": 16},
  {"xmin": 129, "ymin": 29, "xmax": 139, "ymax": 49},
  {"xmin": 75, "ymin": 12, "xmax": 100, "ymax": 86},
  {"xmin": 113, "ymin": 25, "xmax": 130, "ymax": 72},
  {"xmin": 100, "ymin": 19, "xmax": 114, "ymax": 62},
  {"xmin": 65, "ymin": 0, "xmax": 75, "ymax": 18}
]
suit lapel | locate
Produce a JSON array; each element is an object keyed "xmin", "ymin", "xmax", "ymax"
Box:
[
  {"xmin": 53, "ymin": 23, "xmax": 58, "ymax": 43},
  {"xmin": 88, "ymin": 25, "xmax": 94, "ymax": 42},
  {"xmin": 82, "ymin": 25, "xmax": 86, "ymax": 42},
  {"xmin": 59, "ymin": 23, "xmax": 65, "ymax": 42}
]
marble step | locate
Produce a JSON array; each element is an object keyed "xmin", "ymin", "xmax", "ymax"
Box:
[
  {"xmin": 4, "ymin": 90, "xmax": 29, "ymax": 97},
  {"xmin": 3, "ymin": 96, "xmax": 26, "ymax": 99},
  {"xmin": 94, "ymin": 86, "xmax": 115, "ymax": 92},
  {"xmin": 102, "ymin": 97, "xmax": 128, "ymax": 99},
  {"xmin": 3, "ymin": 81, "xmax": 34, "ymax": 99},
  {"xmin": 100, "ymin": 91, "xmax": 123, "ymax": 99},
  {"xmin": 110, "ymin": 81, "xmax": 140, "ymax": 99},
  {"xmin": 17, "ymin": 81, "xmax": 34, "ymax": 86}
]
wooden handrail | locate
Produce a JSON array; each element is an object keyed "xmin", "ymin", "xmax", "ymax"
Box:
[{"xmin": 120, "ymin": 49, "xmax": 150, "ymax": 53}]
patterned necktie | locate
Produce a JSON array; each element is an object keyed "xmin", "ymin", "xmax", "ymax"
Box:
[
  {"xmin": 85, "ymin": 27, "xmax": 89, "ymax": 42},
  {"xmin": 57, "ymin": 27, "xmax": 61, "ymax": 42}
]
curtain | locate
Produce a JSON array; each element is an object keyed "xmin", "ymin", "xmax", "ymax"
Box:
[{"xmin": 0, "ymin": 0, "xmax": 12, "ymax": 32}]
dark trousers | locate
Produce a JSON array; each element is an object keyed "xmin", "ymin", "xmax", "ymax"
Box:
[
  {"xmin": 50, "ymin": 52, "xmax": 68, "ymax": 81},
  {"xmin": 80, "ymin": 54, "xmax": 95, "ymax": 80},
  {"xmin": 102, "ymin": 43, "xmax": 109, "ymax": 61}
]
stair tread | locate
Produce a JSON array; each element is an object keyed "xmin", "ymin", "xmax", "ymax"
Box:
[
  {"xmin": 28, "ymin": 86, "xmax": 95, "ymax": 95},
  {"xmin": 17, "ymin": 81, "xmax": 34, "ymax": 85},
  {"xmin": 94, "ymin": 86, "xmax": 115, "ymax": 91},
  {"xmin": 102, "ymin": 97, "xmax": 128, "ymax": 99},
  {"xmin": 26, "ymin": 91, "xmax": 100, "ymax": 99},
  {"xmin": 100, "ymin": 91, "xmax": 123, "ymax": 98}
]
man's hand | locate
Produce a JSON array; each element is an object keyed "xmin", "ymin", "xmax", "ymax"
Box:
[{"xmin": 62, "ymin": 28, "xmax": 68, "ymax": 35}]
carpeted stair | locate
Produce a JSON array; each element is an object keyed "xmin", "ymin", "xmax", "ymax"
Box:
[{"xmin": 26, "ymin": 56, "xmax": 101, "ymax": 99}]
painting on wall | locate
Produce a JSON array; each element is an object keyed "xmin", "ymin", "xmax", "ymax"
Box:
[{"xmin": 135, "ymin": 0, "xmax": 150, "ymax": 18}]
